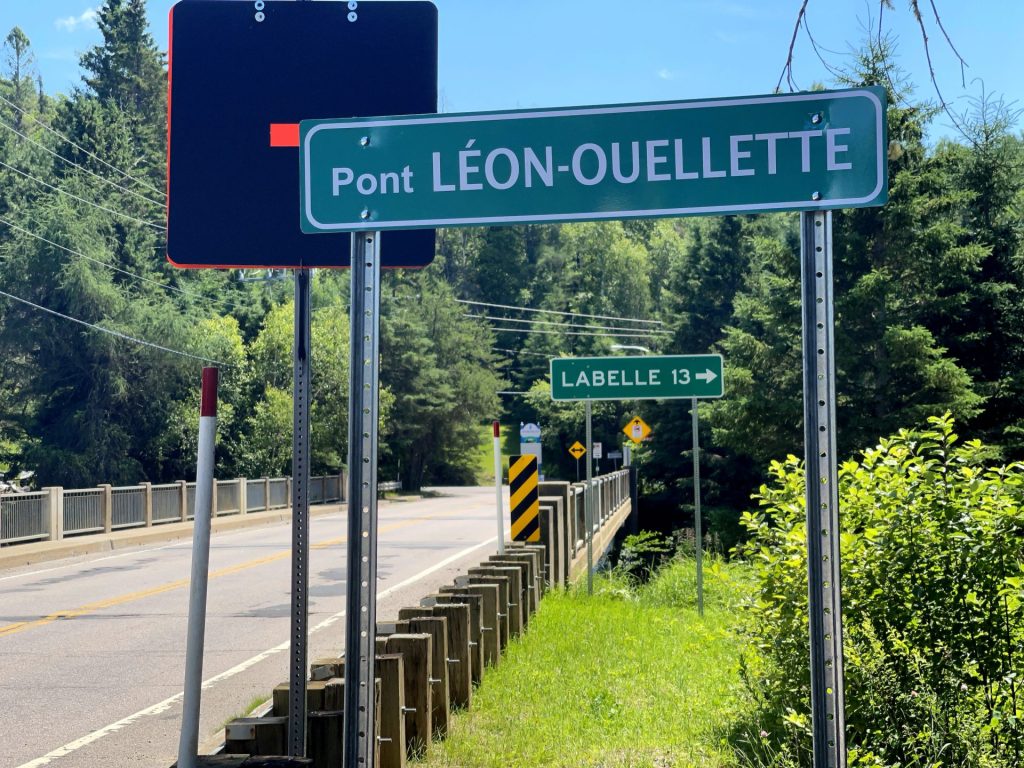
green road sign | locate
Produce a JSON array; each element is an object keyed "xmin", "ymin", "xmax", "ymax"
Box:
[
  {"xmin": 301, "ymin": 87, "xmax": 886, "ymax": 232},
  {"xmin": 550, "ymin": 355, "xmax": 724, "ymax": 401}
]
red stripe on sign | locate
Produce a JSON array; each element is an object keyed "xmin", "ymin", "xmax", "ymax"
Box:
[
  {"xmin": 269, "ymin": 123, "xmax": 300, "ymax": 147},
  {"xmin": 201, "ymin": 367, "xmax": 219, "ymax": 417}
]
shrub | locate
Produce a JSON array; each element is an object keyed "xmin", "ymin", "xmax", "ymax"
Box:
[{"xmin": 736, "ymin": 415, "xmax": 1024, "ymax": 767}]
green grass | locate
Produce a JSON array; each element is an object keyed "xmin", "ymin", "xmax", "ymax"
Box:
[{"xmin": 419, "ymin": 558, "xmax": 753, "ymax": 768}]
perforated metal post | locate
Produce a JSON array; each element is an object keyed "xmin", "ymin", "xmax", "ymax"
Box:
[
  {"xmin": 288, "ymin": 268, "xmax": 312, "ymax": 757},
  {"xmin": 343, "ymin": 231, "xmax": 381, "ymax": 768},
  {"xmin": 585, "ymin": 399, "xmax": 593, "ymax": 596},
  {"xmin": 800, "ymin": 211, "xmax": 846, "ymax": 768},
  {"xmin": 691, "ymin": 397, "xmax": 704, "ymax": 617}
]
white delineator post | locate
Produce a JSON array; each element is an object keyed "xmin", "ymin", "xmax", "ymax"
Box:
[
  {"xmin": 177, "ymin": 367, "xmax": 218, "ymax": 768},
  {"xmin": 493, "ymin": 420, "xmax": 505, "ymax": 554}
]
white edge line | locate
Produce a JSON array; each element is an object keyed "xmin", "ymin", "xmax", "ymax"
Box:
[{"xmin": 14, "ymin": 535, "xmax": 498, "ymax": 768}]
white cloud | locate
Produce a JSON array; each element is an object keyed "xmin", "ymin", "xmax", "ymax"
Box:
[
  {"xmin": 657, "ymin": 68, "xmax": 676, "ymax": 81},
  {"xmin": 55, "ymin": 8, "xmax": 98, "ymax": 32}
]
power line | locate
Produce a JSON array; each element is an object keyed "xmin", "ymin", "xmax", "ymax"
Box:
[
  {"xmin": 0, "ymin": 93, "xmax": 166, "ymax": 199},
  {"xmin": 455, "ymin": 297, "xmax": 663, "ymax": 326},
  {"xmin": 0, "ymin": 287, "xmax": 226, "ymax": 366},
  {"xmin": 492, "ymin": 347, "xmax": 555, "ymax": 359},
  {"xmin": 464, "ymin": 312, "xmax": 670, "ymax": 336},
  {"xmin": 0, "ymin": 217, "xmax": 236, "ymax": 311},
  {"xmin": 0, "ymin": 116, "xmax": 164, "ymax": 208},
  {"xmin": 486, "ymin": 324, "xmax": 663, "ymax": 340},
  {"xmin": 0, "ymin": 159, "xmax": 166, "ymax": 232}
]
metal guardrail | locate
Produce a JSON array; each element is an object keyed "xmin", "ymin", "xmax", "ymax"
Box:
[
  {"xmin": 0, "ymin": 491, "xmax": 48, "ymax": 544},
  {"xmin": 153, "ymin": 485, "xmax": 182, "ymax": 524},
  {"xmin": 378, "ymin": 480, "xmax": 402, "ymax": 494},
  {"xmin": 64, "ymin": 489, "xmax": 104, "ymax": 536},
  {"xmin": 0, "ymin": 473, "xmax": 347, "ymax": 547}
]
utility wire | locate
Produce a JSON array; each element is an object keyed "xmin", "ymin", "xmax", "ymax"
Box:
[
  {"xmin": 454, "ymin": 297, "xmax": 663, "ymax": 326},
  {"xmin": 0, "ymin": 287, "xmax": 226, "ymax": 366},
  {"xmin": 0, "ymin": 116, "xmax": 164, "ymax": 208},
  {"xmin": 0, "ymin": 160, "xmax": 166, "ymax": 232},
  {"xmin": 486, "ymin": 324, "xmax": 663, "ymax": 339},
  {"xmin": 0, "ymin": 217, "xmax": 237, "ymax": 311},
  {"xmin": 0, "ymin": 93, "xmax": 166, "ymax": 199},
  {"xmin": 493, "ymin": 347, "xmax": 556, "ymax": 359},
  {"xmin": 464, "ymin": 312, "xmax": 670, "ymax": 336}
]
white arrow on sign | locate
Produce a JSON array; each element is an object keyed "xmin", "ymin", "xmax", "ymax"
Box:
[{"xmin": 695, "ymin": 369, "xmax": 717, "ymax": 383}]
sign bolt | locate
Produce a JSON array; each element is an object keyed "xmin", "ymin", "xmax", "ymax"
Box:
[
  {"xmin": 811, "ymin": 191, "xmax": 821, "ymax": 201},
  {"xmin": 811, "ymin": 112, "xmax": 822, "ymax": 124},
  {"xmin": 360, "ymin": 209, "xmax": 370, "ymax": 220},
  {"xmin": 360, "ymin": 136, "xmax": 370, "ymax": 147},
  {"xmin": 348, "ymin": 11, "xmax": 358, "ymax": 22}
]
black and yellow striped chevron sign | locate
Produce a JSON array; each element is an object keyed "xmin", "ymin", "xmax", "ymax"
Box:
[{"xmin": 509, "ymin": 454, "xmax": 540, "ymax": 542}]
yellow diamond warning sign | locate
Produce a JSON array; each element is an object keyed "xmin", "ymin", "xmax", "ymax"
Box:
[
  {"xmin": 623, "ymin": 416, "xmax": 651, "ymax": 444},
  {"xmin": 568, "ymin": 441, "xmax": 586, "ymax": 459}
]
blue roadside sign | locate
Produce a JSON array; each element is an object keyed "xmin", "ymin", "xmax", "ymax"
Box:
[{"xmin": 167, "ymin": 0, "xmax": 437, "ymax": 269}]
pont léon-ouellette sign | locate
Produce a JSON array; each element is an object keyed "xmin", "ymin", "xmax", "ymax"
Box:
[
  {"xmin": 550, "ymin": 355, "xmax": 724, "ymax": 401},
  {"xmin": 301, "ymin": 87, "xmax": 886, "ymax": 232}
]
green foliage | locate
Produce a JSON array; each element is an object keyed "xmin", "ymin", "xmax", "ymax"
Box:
[
  {"xmin": 615, "ymin": 530, "xmax": 674, "ymax": 582},
  {"xmin": 736, "ymin": 415, "xmax": 1024, "ymax": 767}
]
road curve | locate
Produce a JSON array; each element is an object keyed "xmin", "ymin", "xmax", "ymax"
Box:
[{"xmin": 0, "ymin": 486, "xmax": 506, "ymax": 768}]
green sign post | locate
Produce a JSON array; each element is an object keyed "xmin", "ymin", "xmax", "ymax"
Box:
[
  {"xmin": 550, "ymin": 354, "xmax": 723, "ymax": 401},
  {"xmin": 301, "ymin": 87, "xmax": 886, "ymax": 232}
]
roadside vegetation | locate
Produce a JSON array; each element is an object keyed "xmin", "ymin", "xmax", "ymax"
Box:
[
  {"xmin": 734, "ymin": 415, "xmax": 1024, "ymax": 768},
  {"xmin": 420, "ymin": 549, "xmax": 752, "ymax": 768}
]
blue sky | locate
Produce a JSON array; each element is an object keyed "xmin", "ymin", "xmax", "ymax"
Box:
[{"xmin": 2, "ymin": 1, "xmax": 1022, "ymax": 141}]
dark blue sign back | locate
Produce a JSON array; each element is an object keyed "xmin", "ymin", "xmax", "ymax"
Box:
[{"xmin": 168, "ymin": 0, "xmax": 437, "ymax": 268}]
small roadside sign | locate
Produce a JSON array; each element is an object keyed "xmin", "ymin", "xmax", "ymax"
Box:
[
  {"xmin": 624, "ymin": 416, "xmax": 651, "ymax": 444},
  {"xmin": 551, "ymin": 354, "xmax": 724, "ymax": 401},
  {"xmin": 568, "ymin": 441, "xmax": 586, "ymax": 459},
  {"xmin": 593, "ymin": 442, "xmax": 603, "ymax": 459},
  {"xmin": 607, "ymin": 450, "xmax": 623, "ymax": 460}
]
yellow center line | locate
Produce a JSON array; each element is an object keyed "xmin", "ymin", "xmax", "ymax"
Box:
[{"xmin": 0, "ymin": 505, "xmax": 472, "ymax": 639}]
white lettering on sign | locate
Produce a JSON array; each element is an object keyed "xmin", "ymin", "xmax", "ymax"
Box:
[
  {"xmin": 612, "ymin": 142, "xmax": 640, "ymax": 184},
  {"xmin": 729, "ymin": 134, "xmax": 755, "ymax": 177},
  {"xmin": 826, "ymin": 128, "xmax": 852, "ymax": 171},
  {"xmin": 333, "ymin": 166, "xmax": 413, "ymax": 196},
  {"xmin": 459, "ymin": 139, "xmax": 483, "ymax": 191},
  {"xmin": 561, "ymin": 368, "xmax": 663, "ymax": 389},
  {"xmin": 368, "ymin": 127, "xmax": 859, "ymax": 199},
  {"xmin": 646, "ymin": 139, "xmax": 671, "ymax": 182},
  {"xmin": 524, "ymin": 147, "xmax": 554, "ymax": 188}
]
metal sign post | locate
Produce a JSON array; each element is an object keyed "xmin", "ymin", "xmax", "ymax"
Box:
[
  {"xmin": 801, "ymin": 210, "xmax": 846, "ymax": 768},
  {"xmin": 585, "ymin": 399, "xmax": 594, "ymax": 596},
  {"xmin": 343, "ymin": 232, "xmax": 382, "ymax": 768},
  {"xmin": 691, "ymin": 397, "xmax": 704, "ymax": 617},
  {"xmin": 288, "ymin": 268, "xmax": 312, "ymax": 757}
]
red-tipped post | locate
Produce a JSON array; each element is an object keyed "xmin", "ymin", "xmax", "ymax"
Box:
[{"xmin": 178, "ymin": 367, "xmax": 219, "ymax": 768}]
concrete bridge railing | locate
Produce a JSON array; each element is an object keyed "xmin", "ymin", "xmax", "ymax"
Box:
[
  {"xmin": 0, "ymin": 473, "xmax": 346, "ymax": 546},
  {"xmin": 537, "ymin": 467, "xmax": 637, "ymax": 586}
]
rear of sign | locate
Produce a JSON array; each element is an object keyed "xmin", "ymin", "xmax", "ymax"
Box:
[{"xmin": 167, "ymin": 0, "xmax": 437, "ymax": 268}]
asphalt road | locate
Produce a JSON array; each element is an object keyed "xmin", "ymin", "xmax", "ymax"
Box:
[{"xmin": 0, "ymin": 486, "xmax": 506, "ymax": 768}]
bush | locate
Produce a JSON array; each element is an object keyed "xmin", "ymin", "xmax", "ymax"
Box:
[{"xmin": 735, "ymin": 415, "xmax": 1024, "ymax": 767}]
